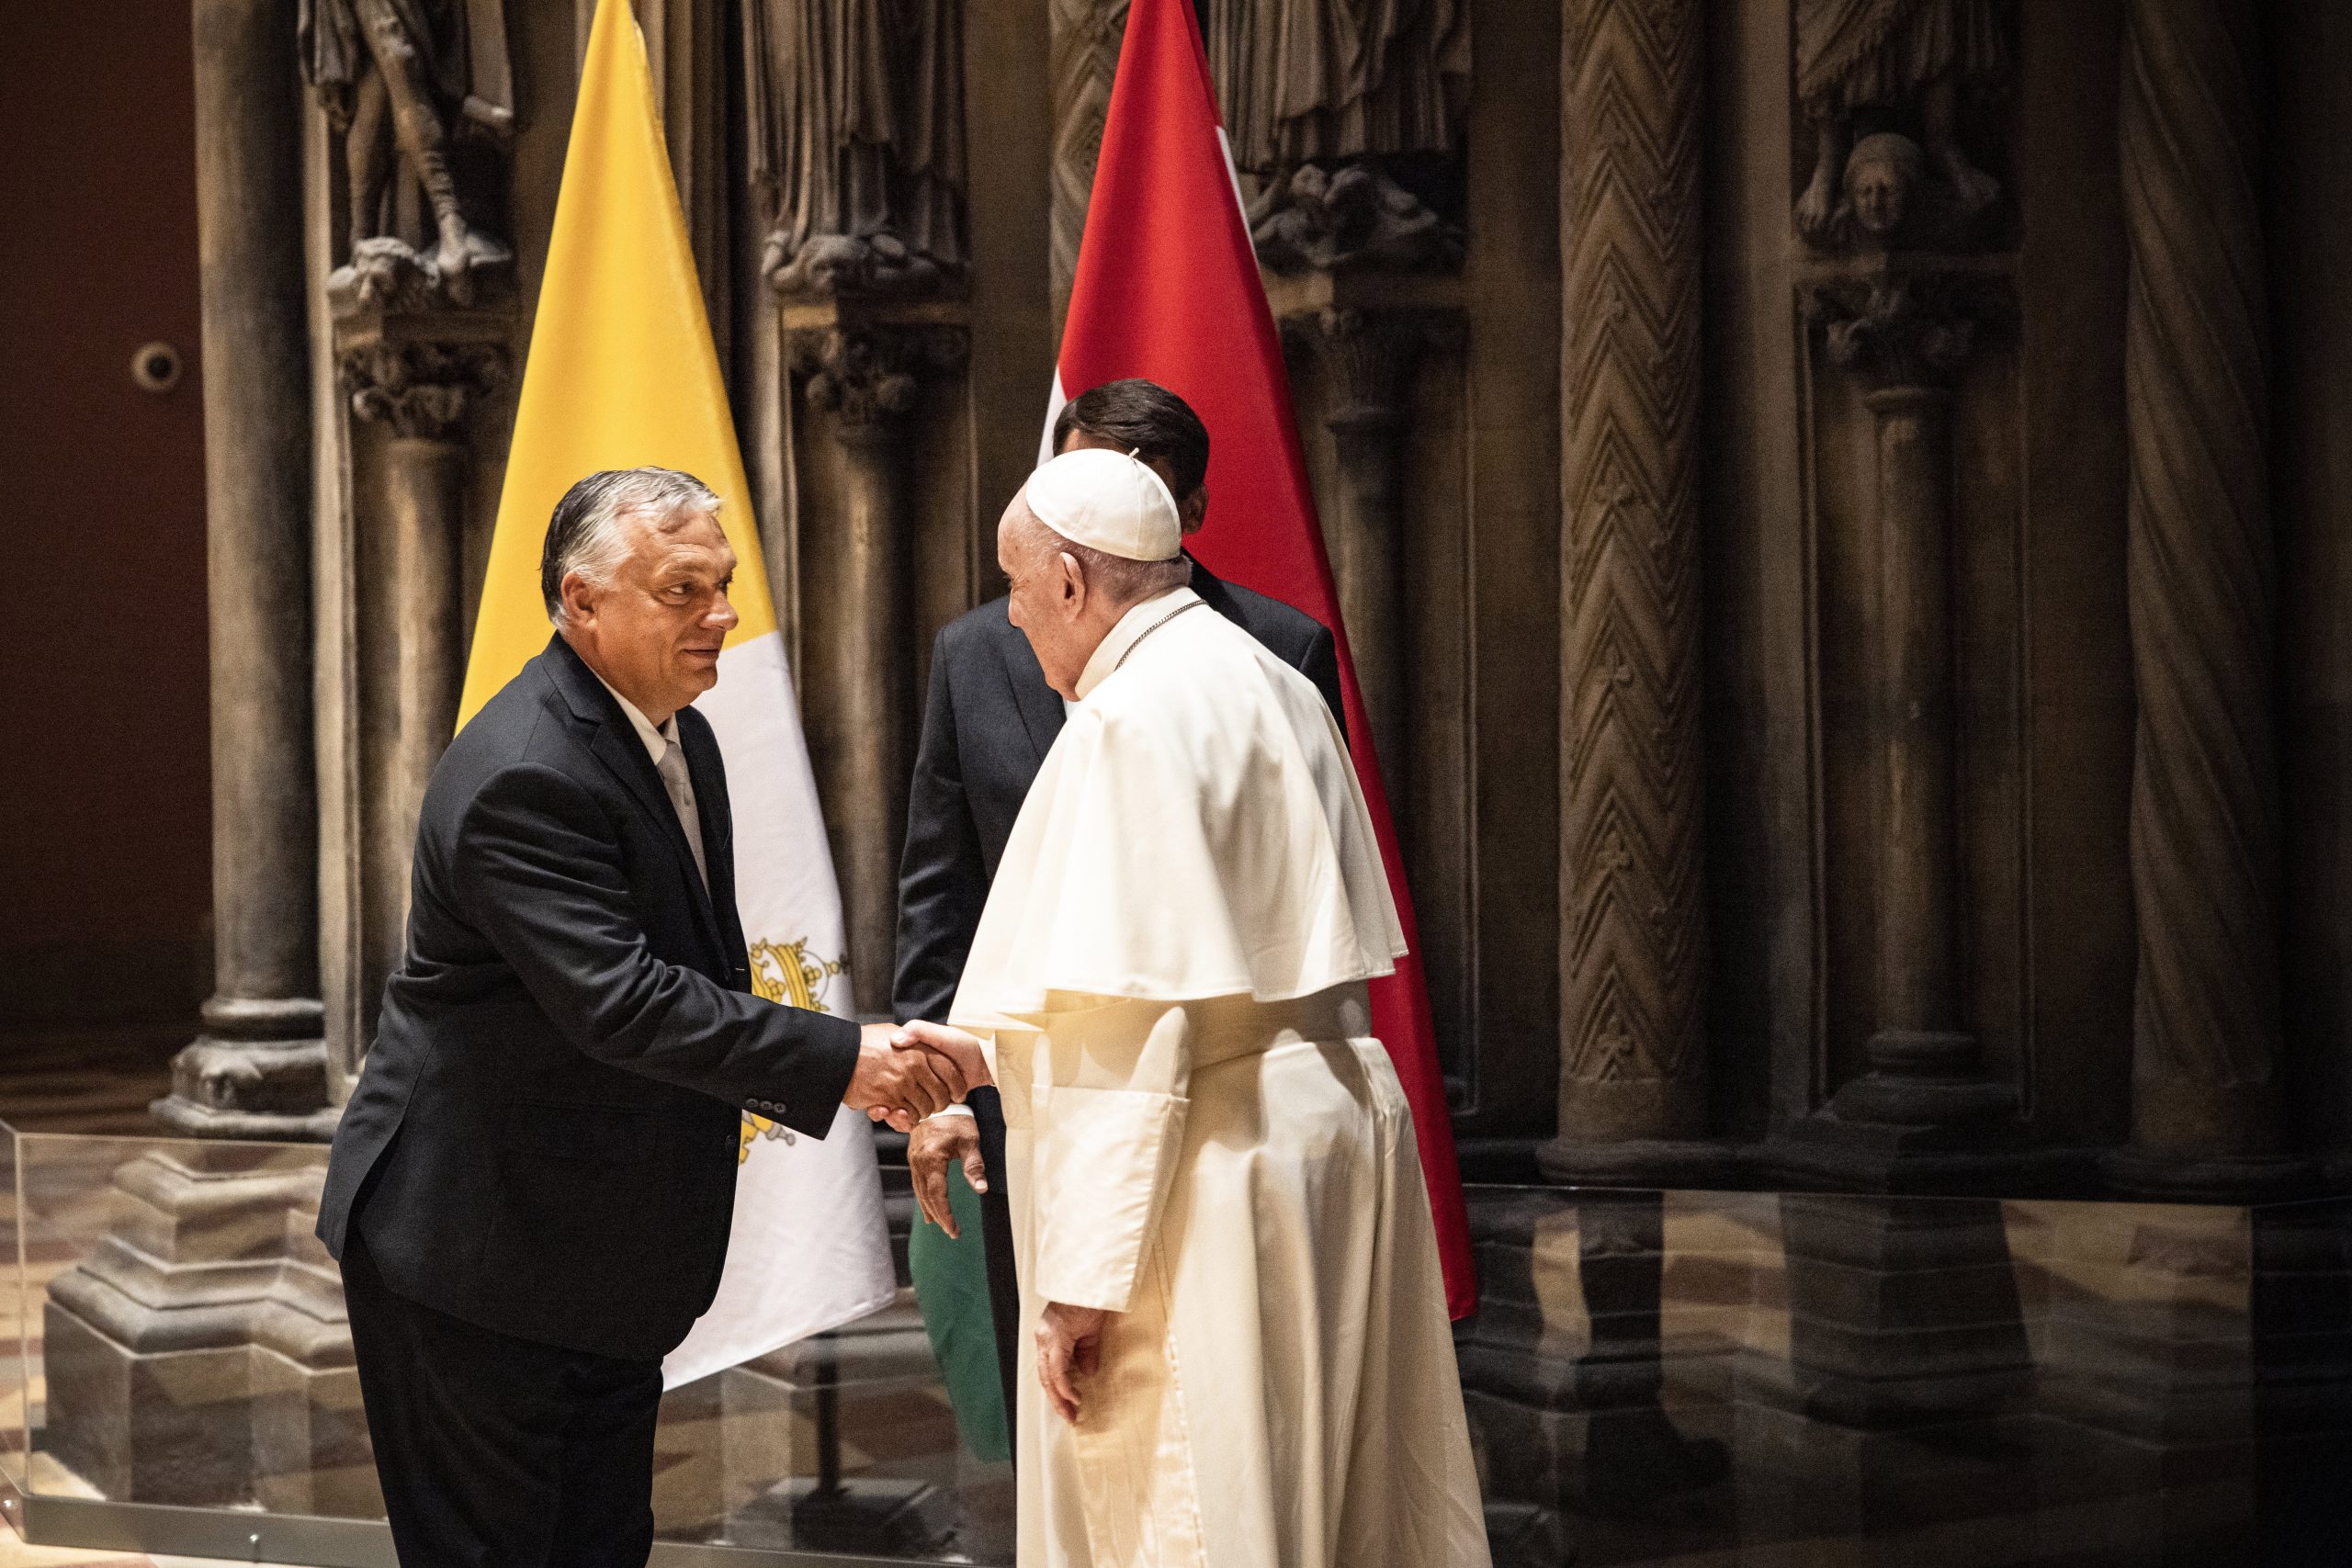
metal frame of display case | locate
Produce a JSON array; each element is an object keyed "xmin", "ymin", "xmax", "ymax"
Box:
[{"xmin": 0, "ymin": 1476, "xmax": 907, "ymax": 1566}]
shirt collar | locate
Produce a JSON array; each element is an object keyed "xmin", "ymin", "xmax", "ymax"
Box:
[
  {"xmin": 593, "ymin": 672, "xmax": 681, "ymax": 764},
  {"xmin": 1075, "ymin": 585, "xmax": 1199, "ymax": 702}
]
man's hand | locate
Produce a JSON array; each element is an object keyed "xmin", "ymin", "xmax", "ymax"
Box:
[
  {"xmin": 842, "ymin": 1022, "xmax": 965, "ymax": 1126},
  {"xmin": 860, "ymin": 1021, "xmax": 993, "ymax": 1133},
  {"xmin": 909, "ymin": 1112, "xmax": 987, "ymax": 1237},
  {"xmin": 1037, "ymin": 1302, "xmax": 1108, "ymax": 1423}
]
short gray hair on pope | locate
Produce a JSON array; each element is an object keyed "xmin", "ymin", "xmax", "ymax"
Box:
[
  {"xmin": 1012, "ymin": 503, "xmax": 1192, "ymax": 609},
  {"xmin": 541, "ymin": 467, "xmax": 721, "ymax": 628}
]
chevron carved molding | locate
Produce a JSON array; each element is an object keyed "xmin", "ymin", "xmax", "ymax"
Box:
[{"xmin": 1553, "ymin": 0, "xmax": 1708, "ymax": 1149}]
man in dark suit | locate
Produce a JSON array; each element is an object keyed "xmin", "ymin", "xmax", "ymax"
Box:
[
  {"xmin": 318, "ymin": 467, "xmax": 983, "ymax": 1568},
  {"xmin": 896, "ymin": 378, "xmax": 1345, "ymax": 1441}
]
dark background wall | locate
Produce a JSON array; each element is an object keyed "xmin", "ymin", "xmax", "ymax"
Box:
[{"xmin": 2, "ymin": 5, "xmax": 212, "ymax": 1030}]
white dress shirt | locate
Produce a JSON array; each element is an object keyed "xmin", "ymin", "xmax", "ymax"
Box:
[{"xmin": 595, "ymin": 675, "xmax": 709, "ymax": 891}]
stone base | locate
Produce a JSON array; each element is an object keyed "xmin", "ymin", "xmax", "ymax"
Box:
[
  {"xmin": 1760, "ymin": 1110, "xmax": 2087, "ymax": 1195},
  {"xmin": 2101, "ymin": 1146, "xmax": 2308, "ymax": 1203},
  {"xmin": 37, "ymin": 1144, "xmax": 363, "ymax": 1510},
  {"xmin": 152, "ymin": 1030, "xmax": 337, "ymax": 1142},
  {"xmin": 1537, "ymin": 1134, "xmax": 1739, "ymax": 1190}
]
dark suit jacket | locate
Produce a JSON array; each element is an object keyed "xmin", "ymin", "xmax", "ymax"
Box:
[
  {"xmin": 892, "ymin": 555, "xmax": 1344, "ymax": 1024},
  {"xmin": 318, "ymin": 636, "xmax": 864, "ymax": 1363}
]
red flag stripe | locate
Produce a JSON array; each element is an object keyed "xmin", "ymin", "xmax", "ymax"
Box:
[{"xmin": 1054, "ymin": 0, "xmax": 1477, "ymax": 1316}]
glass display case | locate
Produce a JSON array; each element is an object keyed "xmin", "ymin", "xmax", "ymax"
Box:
[{"xmin": 6, "ymin": 1118, "xmax": 2350, "ymax": 1566}]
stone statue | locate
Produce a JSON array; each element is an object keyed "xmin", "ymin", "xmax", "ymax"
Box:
[
  {"xmin": 300, "ymin": 0, "xmax": 514, "ymax": 308},
  {"xmin": 1794, "ymin": 0, "xmax": 2009, "ymax": 245},
  {"xmin": 745, "ymin": 0, "xmax": 967, "ymax": 299},
  {"xmin": 1205, "ymin": 0, "xmax": 1469, "ymax": 271}
]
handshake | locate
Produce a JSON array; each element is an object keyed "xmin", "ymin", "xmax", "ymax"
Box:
[{"xmin": 845, "ymin": 1020, "xmax": 991, "ymax": 1133}]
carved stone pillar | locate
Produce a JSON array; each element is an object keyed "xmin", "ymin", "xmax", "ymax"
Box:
[
  {"xmin": 1541, "ymin": 0, "xmax": 1715, "ymax": 1183},
  {"xmin": 1284, "ymin": 309, "xmax": 1455, "ymax": 785},
  {"xmin": 2108, "ymin": 0, "xmax": 2296, "ymax": 1196},
  {"xmin": 790, "ymin": 325, "xmax": 968, "ymax": 1016},
  {"xmin": 1781, "ymin": 267, "xmax": 2021, "ymax": 1182},
  {"xmin": 1048, "ymin": 0, "xmax": 1129, "ymax": 319},
  {"xmin": 337, "ymin": 323, "xmax": 506, "ymax": 1055},
  {"xmin": 156, "ymin": 0, "xmax": 329, "ymax": 1140}
]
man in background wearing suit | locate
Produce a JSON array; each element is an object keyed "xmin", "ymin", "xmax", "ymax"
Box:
[
  {"xmin": 896, "ymin": 378, "xmax": 1346, "ymax": 1444},
  {"xmin": 318, "ymin": 467, "xmax": 986, "ymax": 1568}
]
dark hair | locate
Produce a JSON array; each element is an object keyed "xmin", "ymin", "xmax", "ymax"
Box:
[
  {"xmin": 1051, "ymin": 378, "xmax": 1211, "ymax": 500},
  {"xmin": 539, "ymin": 467, "xmax": 718, "ymax": 625}
]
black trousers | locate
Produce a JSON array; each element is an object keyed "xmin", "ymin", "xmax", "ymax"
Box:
[
  {"xmin": 968, "ymin": 1083, "xmax": 1023, "ymax": 1442},
  {"xmin": 342, "ymin": 1230, "xmax": 666, "ymax": 1568}
]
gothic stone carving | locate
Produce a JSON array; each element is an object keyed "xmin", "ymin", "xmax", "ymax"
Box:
[
  {"xmin": 787, "ymin": 324, "xmax": 968, "ymax": 440},
  {"xmin": 2116, "ymin": 0, "xmax": 2286, "ymax": 1170},
  {"xmin": 1049, "ymin": 0, "xmax": 1129, "ymax": 308},
  {"xmin": 338, "ymin": 338, "xmax": 505, "ymax": 440},
  {"xmin": 300, "ymin": 0, "xmax": 514, "ymax": 308},
  {"xmin": 1793, "ymin": 0, "xmax": 2011, "ymax": 250},
  {"xmin": 1555, "ymin": 0, "xmax": 1708, "ymax": 1147},
  {"xmin": 1206, "ymin": 0, "xmax": 1470, "ymax": 272},
  {"xmin": 748, "ymin": 0, "xmax": 968, "ymax": 300}
]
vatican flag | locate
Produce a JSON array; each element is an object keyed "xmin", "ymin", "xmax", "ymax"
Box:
[{"xmin": 459, "ymin": 0, "xmax": 894, "ymax": 1390}]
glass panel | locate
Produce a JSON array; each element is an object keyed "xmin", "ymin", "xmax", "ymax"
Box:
[
  {"xmin": 1454, "ymin": 1184, "xmax": 2352, "ymax": 1566},
  {"xmin": 7, "ymin": 1128, "xmax": 1012, "ymax": 1562},
  {"xmin": 15, "ymin": 1141, "xmax": 2352, "ymax": 1565},
  {"xmin": 2, "ymin": 1118, "xmax": 24, "ymax": 1493}
]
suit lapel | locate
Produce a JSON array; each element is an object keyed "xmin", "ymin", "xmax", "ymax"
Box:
[
  {"xmin": 545, "ymin": 639, "xmax": 729, "ymax": 964},
  {"xmin": 993, "ymin": 615, "xmax": 1067, "ymax": 768}
]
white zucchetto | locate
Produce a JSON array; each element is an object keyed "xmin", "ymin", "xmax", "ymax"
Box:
[{"xmin": 1023, "ymin": 446, "xmax": 1183, "ymax": 561}]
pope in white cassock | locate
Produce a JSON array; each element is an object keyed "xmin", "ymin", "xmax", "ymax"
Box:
[{"xmin": 921, "ymin": 446, "xmax": 1490, "ymax": 1567}]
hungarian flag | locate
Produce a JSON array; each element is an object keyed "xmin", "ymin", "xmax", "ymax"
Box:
[
  {"xmin": 460, "ymin": 0, "xmax": 895, "ymax": 1388},
  {"xmin": 1048, "ymin": 0, "xmax": 1476, "ymax": 1316}
]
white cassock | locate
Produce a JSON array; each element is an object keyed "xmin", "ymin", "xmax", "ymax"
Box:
[{"xmin": 949, "ymin": 584, "xmax": 1490, "ymax": 1568}]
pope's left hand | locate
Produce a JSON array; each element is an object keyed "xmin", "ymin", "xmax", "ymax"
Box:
[{"xmin": 1037, "ymin": 1302, "xmax": 1108, "ymax": 1423}]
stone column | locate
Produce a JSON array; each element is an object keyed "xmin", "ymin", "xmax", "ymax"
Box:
[
  {"xmin": 1542, "ymin": 0, "xmax": 1716, "ymax": 1183},
  {"xmin": 1048, "ymin": 0, "xmax": 1130, "ymax": 322},
  {"xmin": 1284, "ymin": 308, "xmax": 1455, "ymax": 785},
  {"xmin": 156, "ymin": 0, "xmax": 330, "ymax": 1140},
  {"xmin": 338, "ymin": 328, "xmax": 505, "ymax": 1050},
  {"xmin": 1781, "ymin": 267, "xmax": 2021, "ymax": 1181},
  {"xmin": 2108, "ymin": 0, "xmax": 2296, "ymax": 1195},
  {"xmin": 790, "ymin": 325, "xmax": 968, "ymax": 1016}
]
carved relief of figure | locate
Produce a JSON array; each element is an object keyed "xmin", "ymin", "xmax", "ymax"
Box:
[
  {"xmin": 746, "ymin": 0, "xmax": 967, "ymax": 299},
  {"xmin": 1205, "ymin": 0, "xmax": 1469, "ymax": 271},
  {"xmin": 300, "ymin": 0, "xmax": 514, "ymax": 307},
  {"xmin": 1794, "ymin": 0, "xmax": 2008, "ymax": 244}
]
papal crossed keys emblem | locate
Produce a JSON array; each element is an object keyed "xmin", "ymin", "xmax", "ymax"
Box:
[{"xmin": 735, "ymin": 937, "xmax": 849, "ymax": 1162}]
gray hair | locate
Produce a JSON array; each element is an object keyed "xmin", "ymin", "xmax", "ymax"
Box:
[{"xmin": 540, "ymin": 467, "xmax": 721, "ymax": 627}]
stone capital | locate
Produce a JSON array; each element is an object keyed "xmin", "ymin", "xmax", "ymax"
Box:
[
  {"xmin": 1280, "ymin": 307, "xmax": 1462, "ymax": 430},
  {"xmin": 787, "ymin": 321, "xmax": 969, "ymax": 447},
  {"xmin": 1804, "ymin": 261, "xmax": 2008, "ymax": 392},
  {"xmin": 334, "ymin": 330, "xmax": 507, "ymax": 443}
]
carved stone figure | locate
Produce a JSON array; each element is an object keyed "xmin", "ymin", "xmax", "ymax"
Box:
[
  {"xmin": 1793, "ymin": 0, "xmax": 2008, "ymax": 245},
  {"xmin": 1253, "ymin": 162, "xmax": 1456, "ymax": 273},
  {"xmin": 300, "ymin": 0, "xmax": 514, "ymax": 307},
  {"xmin": 747, "ymin": 0, "xmax": 967, "ymax": 299},
  {"xmin": 1206, "ymin": 0, "xmax": 1469, "ymax": 270}
]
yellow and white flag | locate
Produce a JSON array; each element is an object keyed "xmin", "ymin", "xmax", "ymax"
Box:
[{"xmin": 459, "ymin": 0, "xmax": 893, "ymax": 1389}]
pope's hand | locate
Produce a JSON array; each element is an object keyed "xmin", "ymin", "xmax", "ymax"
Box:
[
  {"xmin": 910, "ymin": 1112, "xmax": 987, "ymax": 1237},
  {"xmin": 1037, "ymin": 1302, "xmax": 1107, "ymax": 1423},
  {"xmin": 843, "ymin": 1022, "xmax": 967, "ymax": 1125}
]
